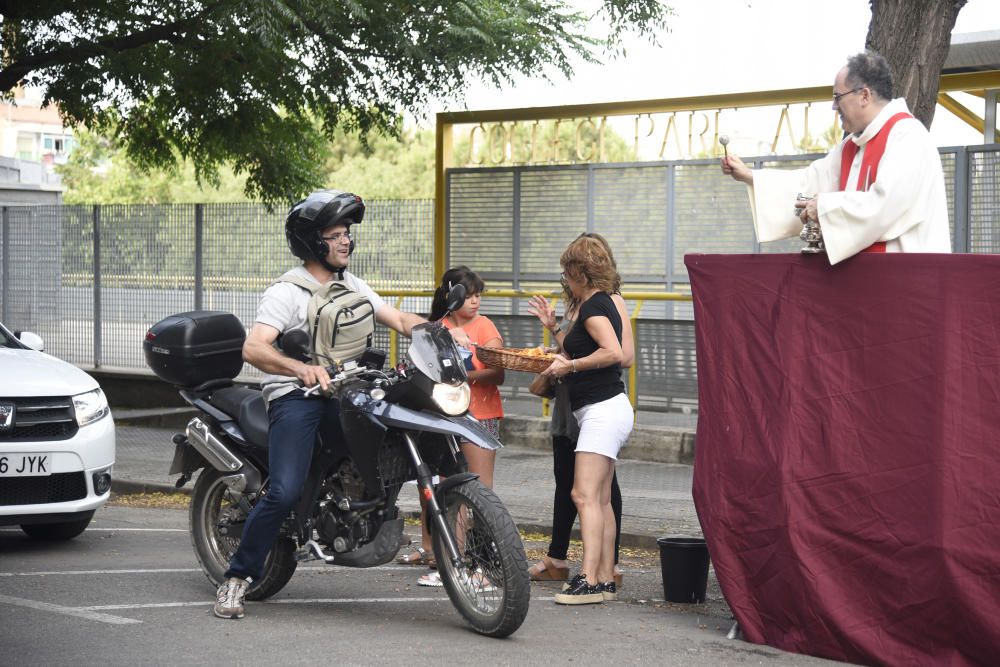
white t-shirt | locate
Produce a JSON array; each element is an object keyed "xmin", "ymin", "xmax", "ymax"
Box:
[{"xmin": 256, "ymin": 265, "xmax": 386, "ymax": 402}]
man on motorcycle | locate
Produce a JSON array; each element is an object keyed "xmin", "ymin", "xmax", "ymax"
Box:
[{"xmin": 214, "ymin": 189, "xmax": 467, "ymax": 619}]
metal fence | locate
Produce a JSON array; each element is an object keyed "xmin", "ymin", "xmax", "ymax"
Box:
[
  {"xmin": 445, "ymin": 144, "xmax": 1000, "ymax": 410},
  {"xmin": 1, "ymin": 145, "xmax": 997, "ymax": 413},
  {"xmin": 0, "ymin": 200, "xmax": 435, "ymax": 382},
  {"xmin": 447, "ymin": 145, "xmax": 1000, "ymax": 291}
]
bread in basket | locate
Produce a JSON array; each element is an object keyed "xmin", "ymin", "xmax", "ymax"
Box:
[{"xmin": 475, "ymin": 346, "xmax": 555, "ymax": 373}]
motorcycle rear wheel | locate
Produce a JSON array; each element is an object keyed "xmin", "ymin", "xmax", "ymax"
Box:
[
  {"xmin": 189, "ymin": 468, "xmax": 297, "ymax": 601},
  {"xmin": 432, "ymin": 480, "xmax": 530, "ymax": 637}
]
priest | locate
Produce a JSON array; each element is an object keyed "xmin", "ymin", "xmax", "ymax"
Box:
[{"xmin": 721, "ymin": 51, "xmax": 952, "ymax": 265}]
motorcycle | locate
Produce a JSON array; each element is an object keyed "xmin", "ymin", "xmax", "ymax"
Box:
[{"xmin": 143, "ymin": 285, "xmax": 530, "ymax": 637}]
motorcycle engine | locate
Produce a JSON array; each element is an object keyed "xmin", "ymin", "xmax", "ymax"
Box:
[{"xmin": 316, "ymin": 460, "xmax": 375, "ymax": 552}]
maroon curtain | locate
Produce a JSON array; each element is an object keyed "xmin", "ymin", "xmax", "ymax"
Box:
[{"xmin": 687, "ymin": 253, "xmax": 1000, "ymax": 667}]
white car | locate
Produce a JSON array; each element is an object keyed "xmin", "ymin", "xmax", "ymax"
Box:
[{"xmin": 0, "ymin": 321, "xmax": 115, "ymax": 539}]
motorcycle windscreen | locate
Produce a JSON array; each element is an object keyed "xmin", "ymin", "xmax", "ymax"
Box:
[{"xmin": 407, "ymin": 322, "xmax": 466, "ymax": 385}]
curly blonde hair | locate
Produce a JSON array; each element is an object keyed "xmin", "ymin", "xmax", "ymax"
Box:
[{"xmin": 560, "ymin": 233, "xmax": 621, "ymax": 295}]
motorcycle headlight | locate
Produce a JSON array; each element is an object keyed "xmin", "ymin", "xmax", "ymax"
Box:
[
  {"xmin": 431, "ymin": 382, "xmax": 471, "ymax": 416},
  {"xmin": 73, "ymin": 388, "xmax": 110, "ymax": 426}
]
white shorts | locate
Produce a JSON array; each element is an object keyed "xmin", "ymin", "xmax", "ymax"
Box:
[{"xmin": 572, "ymin": 393, "xmax": 634, "ymax": 460}]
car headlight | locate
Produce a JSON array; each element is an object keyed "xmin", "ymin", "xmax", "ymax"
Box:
[
  {"xmin": 73, "ymin": 388, "xmax": 110, "ymax": 426},
  {"xmin": 431, "ymin": 382, "xmax": 471, "ymax": 416}
]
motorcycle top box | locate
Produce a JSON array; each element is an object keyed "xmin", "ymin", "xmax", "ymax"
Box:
[{"xmin": 144, "ymin": 311, "xmax": 246, "ymax": 387}]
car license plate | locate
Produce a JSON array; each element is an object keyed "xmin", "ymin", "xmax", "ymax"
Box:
[{"xmin": 0, "ymin": 453, "xmax": 52, "ymax": 477}]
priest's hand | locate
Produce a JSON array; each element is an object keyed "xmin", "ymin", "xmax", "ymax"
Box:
[
  {"xmin": 796, "ymin": 196, "xmax": 819, "ymax": 226},
  {"xmin": 721, "ymin": 155, "xmax": 753, "ymax": 185}
]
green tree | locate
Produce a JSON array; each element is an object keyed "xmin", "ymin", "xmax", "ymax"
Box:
[
  {"xmin": 453, "ymin": 118, "xmax": 637, "ymax": 167},
  {"xmin": 59, "ymin": 123, "xmax": 439, "ymax": 203},
  {"xmin": 324, "ymin": 127, "xmax": 437, "ymax": 199},
  {"xmin": 58, "ymin": 127, "xmax": 249, "ymax": 204},
  {"xmin": 58, "ymin": 116, "xmax": 653, "ymax": 204},
  {"xmin": 1, "ymin": 1, "xmax": 671, "ymax": 206},
  {"xmin": 797, "ymin": 119, "xmax": 842, "ymax": 154}
]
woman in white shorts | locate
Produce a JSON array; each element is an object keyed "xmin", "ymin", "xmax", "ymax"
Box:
[{"xmin": 540, "ymin": 234, "xmax": 634, "ymax": 605}]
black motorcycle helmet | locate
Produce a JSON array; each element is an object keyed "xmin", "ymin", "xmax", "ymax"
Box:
[{"xmin": 285, "ymin": 190, "xmax": 365, "ymax": 274}]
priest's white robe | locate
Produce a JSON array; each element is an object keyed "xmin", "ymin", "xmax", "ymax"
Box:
[{"xmin": 745, "ymin": 98, "xmax": 952, "ymax": 265}]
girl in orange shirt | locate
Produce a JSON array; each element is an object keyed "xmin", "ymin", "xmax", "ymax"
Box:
[
  {"xmin": 433, "ymin": 266, "xmax": 505, "ymax": 486},
  {"xmin": 400, "ymin": 266, "xmax": 506, "ymax": 586}
]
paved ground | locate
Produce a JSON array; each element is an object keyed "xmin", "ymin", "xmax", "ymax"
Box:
[
  {"xmin": 0, "ymin": 505, "xmax": 848, "ymax": 666},
  {"xmin": 0, "ymin": 409, "xmax": 857, "ymax": 665}
]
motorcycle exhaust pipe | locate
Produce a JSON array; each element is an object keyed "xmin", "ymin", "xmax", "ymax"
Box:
[
  {"xmin": 186, "ymin": 418, "xmax": 263, "ymax": 495},
  {"xmin": 186, "ymin": 417, "xmax": 246, "ymax": 473}
]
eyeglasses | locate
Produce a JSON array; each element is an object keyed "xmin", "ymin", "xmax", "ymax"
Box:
[
  {"xmin": 832, "ymin": 87, "xmax": 864, "ymax": 105},
  {"xmin": 321, "ymin": 231, "xmax": 352, "ymax": 243}
]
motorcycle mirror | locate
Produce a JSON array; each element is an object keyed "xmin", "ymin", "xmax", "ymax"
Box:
[
  {"xmin": 279, "ymin": 329, "xmax": 312, "ymax": 362},
  {"xmin": 444, "ymin": 284, "xmax": 467, "ymax": 315}
]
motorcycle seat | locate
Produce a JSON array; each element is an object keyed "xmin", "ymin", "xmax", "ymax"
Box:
[{"xmin": 210, "ymin": 386, "xmax": 269, "ymax": 447}]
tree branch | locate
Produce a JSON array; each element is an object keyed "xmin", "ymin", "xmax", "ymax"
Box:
[{"xmin": 0, "ymin": 3, "xmax": 229, "ymax": 92}]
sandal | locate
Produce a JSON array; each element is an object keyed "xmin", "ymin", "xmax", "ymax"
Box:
[
  {"xmin": 467, "ymin": 568, "xmax": 496, "ymax": 593},
  {"xmin": 417, "ymin": 571, "xmax": 443, "ymax": 587},
  {"xmin": 529, "ymin": 556, "xmax": 570, "ymax": 582},
  {"xmin": 396, "ymin": 546, "xmax": 436, "ymax": 568},
  {"xmin": 421, "ymin": 569, "xmax": 495, "ymax": 592}
]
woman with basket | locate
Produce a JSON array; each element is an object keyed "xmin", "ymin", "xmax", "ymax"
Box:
[
  {"xmin": 538, "ymin": 234, "xmax": 634, "ymax": 605},
  {"xmin": 526, "ymin": 233, "xmax": 632, "ymax": 589}
]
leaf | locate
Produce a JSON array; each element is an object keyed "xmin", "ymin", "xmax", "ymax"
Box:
[{"xmin": 14, "ymin": 0, "xmax": 673, "ymax": 202}]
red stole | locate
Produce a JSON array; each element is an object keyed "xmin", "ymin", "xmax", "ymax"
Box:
[{"xmin": 838, "ymin": 112, "xmax": 912, "ymax": 253}]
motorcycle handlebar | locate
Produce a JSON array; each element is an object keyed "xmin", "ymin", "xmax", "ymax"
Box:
[{"xmin": 300, "ymin": 361, "xmax": 403, "ymax": 397}]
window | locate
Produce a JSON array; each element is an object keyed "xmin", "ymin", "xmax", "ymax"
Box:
[{"xmin": 40, "ymin": 134, "xmax": 70, "ymax": 155}]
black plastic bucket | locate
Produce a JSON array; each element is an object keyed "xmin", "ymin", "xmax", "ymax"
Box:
[{"xmin": 657, "ymin": 536, "xmax": 710, "ymax": 603}]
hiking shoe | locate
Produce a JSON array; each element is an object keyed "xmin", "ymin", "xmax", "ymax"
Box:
[
  {"xmin": 214, "ymin": 577, "xmax": 251, "ymax": 619},
  {"xmin": 599, "ymin": 581, "xmax": 618, "ymax": 601},
  {"xmin": 554, "ymin": 575, "xmax": 604, "ymax": 605},
  {"xmin": 561, "ymin": 573, "xmax": 586, "ymax": 592}
]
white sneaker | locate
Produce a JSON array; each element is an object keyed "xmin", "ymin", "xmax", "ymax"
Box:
[{"xmin": 214, "ymin": 577, "xmax": 251, "ymax": 619}]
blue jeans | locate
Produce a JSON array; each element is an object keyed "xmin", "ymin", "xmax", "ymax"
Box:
[{"xmin": 225, "ymin": 391, "xmax": 340, "ymax": 581}]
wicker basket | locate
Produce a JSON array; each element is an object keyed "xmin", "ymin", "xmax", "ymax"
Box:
[{"xmin": 475, "ymin": 346, "xmax": 555, "ymax": 373}]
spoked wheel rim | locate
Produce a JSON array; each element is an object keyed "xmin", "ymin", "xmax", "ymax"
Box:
[
  {"xmin": 439, "ymin": 496, "xmax": 506, "ymax": 615},
  {"xmin": 197, "ymin": 475, "xmax": 245, "ymax": 572}
]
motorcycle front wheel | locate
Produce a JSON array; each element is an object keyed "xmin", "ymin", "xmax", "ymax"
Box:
[
  {"xmin": 189, "ymin": 468, "xmax": 297, "ymax": 601},
  {"xmin": 432, "ymin": 480, "xmax": 530, "ymax": 638}
]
